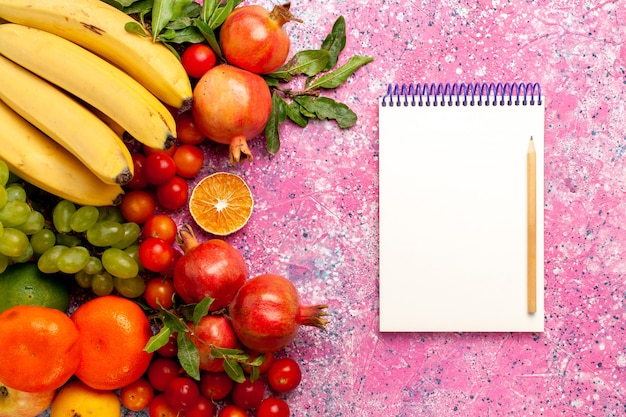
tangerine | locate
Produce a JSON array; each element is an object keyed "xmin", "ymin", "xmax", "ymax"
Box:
[
  {"xmin": 189, "ymin": 172, "xmax": 254, "ymax": 236},
  {"xmin": 50, "ymin": 380, "xmax": 121, "ymax": 417},
  {"xmin": 71, "ymin": 295, "xmax": 154, "ymax": 390},
  {"xmin": 0, "ymin": 305, "xmax": 80, "ymax": 392}
]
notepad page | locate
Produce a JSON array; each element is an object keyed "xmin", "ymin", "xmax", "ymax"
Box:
[{"xmin": 379, "ymin": 98, "xmax": 545, "ymax": 332}]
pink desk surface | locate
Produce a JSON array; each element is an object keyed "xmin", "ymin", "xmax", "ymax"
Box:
[{"xmin": 41, "ymin": 0, "xmax": 625, "ymax": 415}]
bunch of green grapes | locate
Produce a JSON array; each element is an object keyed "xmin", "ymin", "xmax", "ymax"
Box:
[
  {"xmin": 0, "ymin": 161, "xmax": 145, "ymax": 298},
  {"xmin": 35, "ymin": 200, "xmax": 146, "ymax": 298},
  {"xmin": 0, "ymin": 162, "xmax": 47, "ymax": 272}
]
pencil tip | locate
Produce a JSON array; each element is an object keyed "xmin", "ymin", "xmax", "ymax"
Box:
[{"xmin": 530, "ymin": 136, "xmax": 533, "ymax": 141}]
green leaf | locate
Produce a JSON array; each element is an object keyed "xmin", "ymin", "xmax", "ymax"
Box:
[
  {"xmin": 200, "ymin": 0, "xmax": 219, "ymax": 22},
  {"xmin": 249, "ymin": 365, "xmax": 260, "ymax": 382},
  {"xmin": 307, "ymin": 55, "xmax": 374, "ymax": 90},
  {"xmin": 192, "ymin": 297, "xmax": 213, "ymax": 326},
  {"xmin": 144, "ymin": 326, "xmax": 171, "ymax": 353},
  {"xmin": 177, "ymin": 332, "xmax": 201, "ymax": 380},
  {"xmin": 285, "ymin": 50, "xmax": 331, "ymax": 77},
  {"xmin": 222, "ymin": 358, "xmax": 245, "ymax": 383},
  {"xmin": 125, "ymin": 0, "xmax": 153, "ymax": 17},
  {"xmin": 265, "ymin": 93, "xmax": 288, "ymax": 155},
  {"xmin": 295, "ymin": 96, "xmax": 358, "ymax": 128},
  {"xmin": 161, "ymin": 309, "xmax": 187, "ymax": 333},
  {"xmin": 158, "ymin": 26, "xmax": 204, "ymax": 44},
  {"xmin": 320, "ymin": 16, "xmax": 346, "ymax": 70},
  {"xmin": 124, "ymin": 21, "xmax": 149, "ymax": 37},
  {"xmin": 151, "ymin": 0, "xmax": 193, "ymax": 41},
  {"xmin": 193, "ymin": 18, "xmax": 223, "ymax": 60},
  {"xmin": 286, "ymin": 101, "xmax": 309, "ymax": 128},
  {"xmin": 150, "ymin": 0, "xmax": 174, "ymax": 40},
  {"xmin": 208, "ymin": 0, "xmax": 238, "ymax": 30}
]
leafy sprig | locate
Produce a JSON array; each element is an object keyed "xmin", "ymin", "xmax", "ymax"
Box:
[
  {"xmin": 144, "ymin": 296, "xmax": 265, "ymax": 383},
  {"xmin": 264, "ymin": 16, "xmax": 373, "ymax": 153},
  {"xmin": 105, "ymin": 0, "xmax": 373, "ymax": 158}
]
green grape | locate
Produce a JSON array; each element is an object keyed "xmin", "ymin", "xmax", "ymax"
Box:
[
  {"xmin": 74, "ymin": 270, "xmax": 93, "ymax": 289},
  {"xmin": 69, "ymin": 205, "xmax": 99, "ymax": 233},
  {"xmin": 11, "ymin": 243, "xmax": 33, "ymax": 263},
  {"xmin": 57, "ymin": 246, "xmax": 90, "ymax": 274},
  {"xmin": 124, "ymin": 244, "xmax": 144, "ymax": 271},
  {"xmin": 30, "ymin": 229, "xmax": 56, "ymax": 255},
  {"xmin": 5, "ymin": 184, "xmax": 26, "ymax": 202},
  {"xmin": 0, "ymin": 187, "xmax": 7, "ymax": 210},
  {"xmin": 52, "ymin": 200, "xmax": 76, "ymax": 233},
  {"xmin": 15, "ymin": 210, "xmax": 45, "ymax": 235},
  {"xmin": 101, "ymin": 247, "xmax": 139, "ymax": 279},
  {"xmin": 0, "ymin": 253, "xmax": 8, "ymax": 274},
  {"xmin": 55, "ymin": 233, "xmax": 81, "ymax": 248},
  {"xmin": 91, "ymin": 271, "xmax": 114, "ymax": 296},
  {"xmin": 0, "ymin": 227, "xmax": 29, "ymax": 257},
  {"xmin": 97, "ymin": 206, "xmax": 124, "ymax": 223},
  {"xmin": 0, "ymin": 161, "xmax": 9, "ymax": 187},
  {"xmin": 83, "ymin": 256, "xmax": 103, "ymax": 275},
  {"xmin": 114, "ymin": 275, "xmax": 146, "ymax": 298},
  {"xmin": 0, "ymin": 200, "xmax": 31, "ymax": 227},
  {"xmin": 111, "ymin": 222, "xmax": 141, "ymax": 250},
  {"xmin": 37, "ymin": 245, "xmax": 68, "ymax": 274},
  {"xmin": 86, "ymin": 220, "xmax": 125, "ymax": 247}
]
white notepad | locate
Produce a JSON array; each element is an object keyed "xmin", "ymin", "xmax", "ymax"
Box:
[{"xmin": 379, "ymin": 82, "xmax": 545, "ymax": 332}]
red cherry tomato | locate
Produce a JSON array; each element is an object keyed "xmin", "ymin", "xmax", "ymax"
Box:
[
  {"xmin": 199, "ymin": 371, "xmax": 234, "ymax": 401},
  {"xmin": 144, "ymin": 277, "xmax": 176, "ymax": 310},
  {"xmin": 267, "ymin": 357, "xmax": 302, "ymax": 393},
  {"xmin": 144, "ymin": 143, "xmax": 177, "ymax": 157},
  {"xmin": 156, "ymin": 176, "xmax": 189, "ymax": 211},
  {"xmin": 176, "ymin": 111, "xmax": 206, "ymax": 145},
  {"xmin": 143, "ymin": 214, "xmax": 178, "ymax": 244},
  {"xmin": 144, "ymin": 152, "xmax": 177, "ymax": 185},
  {"xmin": 257, "ymin": 397, "xmax": 290, "ymax": 417},
  {"xmin": 181, "ymin": 43, "xmax": 217, "ymax": 79},
  {"xmin": 139, "ymin": 237, "xmax": 175, "ymax": 273},
  {"xmin": 164, "ymin": 376, "xmax": 200, "ymax": 412},
  {"xmin": 126, "ymin": 153, "xmax": 149, "ymax": 190},
  {"xmin": 147, "ymin": 357, "xmax": 181, "ymax": 392},
  {"xmin": 230, "ymin": 377, "xmax": 264, "ymax": 410},
  {"xmin": 149, "ymin": 394, "xmax": 179, "ymax": 417},
  {"xmin": 185, "ymin": 395, "xmax": 216, "ymax": 417},
  {"xmin": 218, "ymin": 405, "xmax": 248, "ymax": 417},
  {"xmin": 119, "ymin": 190, "xmax": 156, "ymax": 224},
  {"xmin": 173, "ymin": 145, "xmax": 204, "ymax": 178},
  {"xmin": 120, "ymin": 378, "xmax": 155, "ymax": 411}
]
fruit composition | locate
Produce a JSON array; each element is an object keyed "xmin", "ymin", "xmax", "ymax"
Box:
[{"xmin": 0, "ymin": 0, "xmax": 373, "ymax": 415}]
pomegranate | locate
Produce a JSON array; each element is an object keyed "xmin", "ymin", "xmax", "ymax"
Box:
[
  {"xmin": 189, "ymin": 315, "xmax": 239, "ymax": 372},
  {"xmin": 219, "ymin": 4, "xmax": 301, "ymax": 74},
  {"xmin": 228, "ymin": 274, "xmax": 328, "ymax": 353},
  {"xmin": 192, "ymin": 64, "xmax": 271, "ymax": 165},
  {"xmin": 173, "ymin": 224, "xmax": 247, "ymax": 310}
]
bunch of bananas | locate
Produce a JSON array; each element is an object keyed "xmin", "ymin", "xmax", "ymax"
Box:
[{"xmin": 0, "ymin": 0, "xmax": 192, "ymax": 206}]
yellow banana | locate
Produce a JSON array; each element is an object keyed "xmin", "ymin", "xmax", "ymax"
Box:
[
  {"xmin": 0, "ymin": 23, "xmax": 175, "ymax": 150},
  {"xmin": 0, "ymin": 54, "xmax": 133, "ymax": 186},
  {"xmin": 0, "ymin": 0, "xmax": 192, "ymax": 109},
  {"xmin": 0, "ymin": 99, "xmax": 124, "ymax": 207}
]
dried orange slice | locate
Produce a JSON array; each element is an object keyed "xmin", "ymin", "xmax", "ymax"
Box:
[{"xmin": 189, "ymin": 172, "xmax": 254, "ymax": 236}]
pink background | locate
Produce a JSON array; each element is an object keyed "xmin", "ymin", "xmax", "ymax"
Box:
[{"xmin": 42, "ymin": 0, "xmax": 626, "ymax": 415}]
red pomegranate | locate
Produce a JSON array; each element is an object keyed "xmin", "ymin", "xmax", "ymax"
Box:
[
  {"xmin": 189, "ymin": 315, "xmax": 239, "ymax": 372},
  {"xmin": 219, "ymin": 4, "xmax": 301, "ymax": 74},
  {"xmin": 173, "ymin": 225, "xmax": 247, "ymax": 310},
  {"xmin": 228, "ymin": 274, "xmax": 328, "ymax": 353},
  {"xmin": 192, "ymin": 64, "xmax": 271, "ymax": 165}
]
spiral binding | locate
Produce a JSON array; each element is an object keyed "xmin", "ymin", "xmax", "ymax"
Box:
[{"xmin": 381, "ymin": 82, "xmax": 542, "ymax": 107}]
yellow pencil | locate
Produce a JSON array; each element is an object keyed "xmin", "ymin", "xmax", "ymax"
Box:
[{"xmin": 527, "ymin": 136, "xmax": 537, "ymax": 313}]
